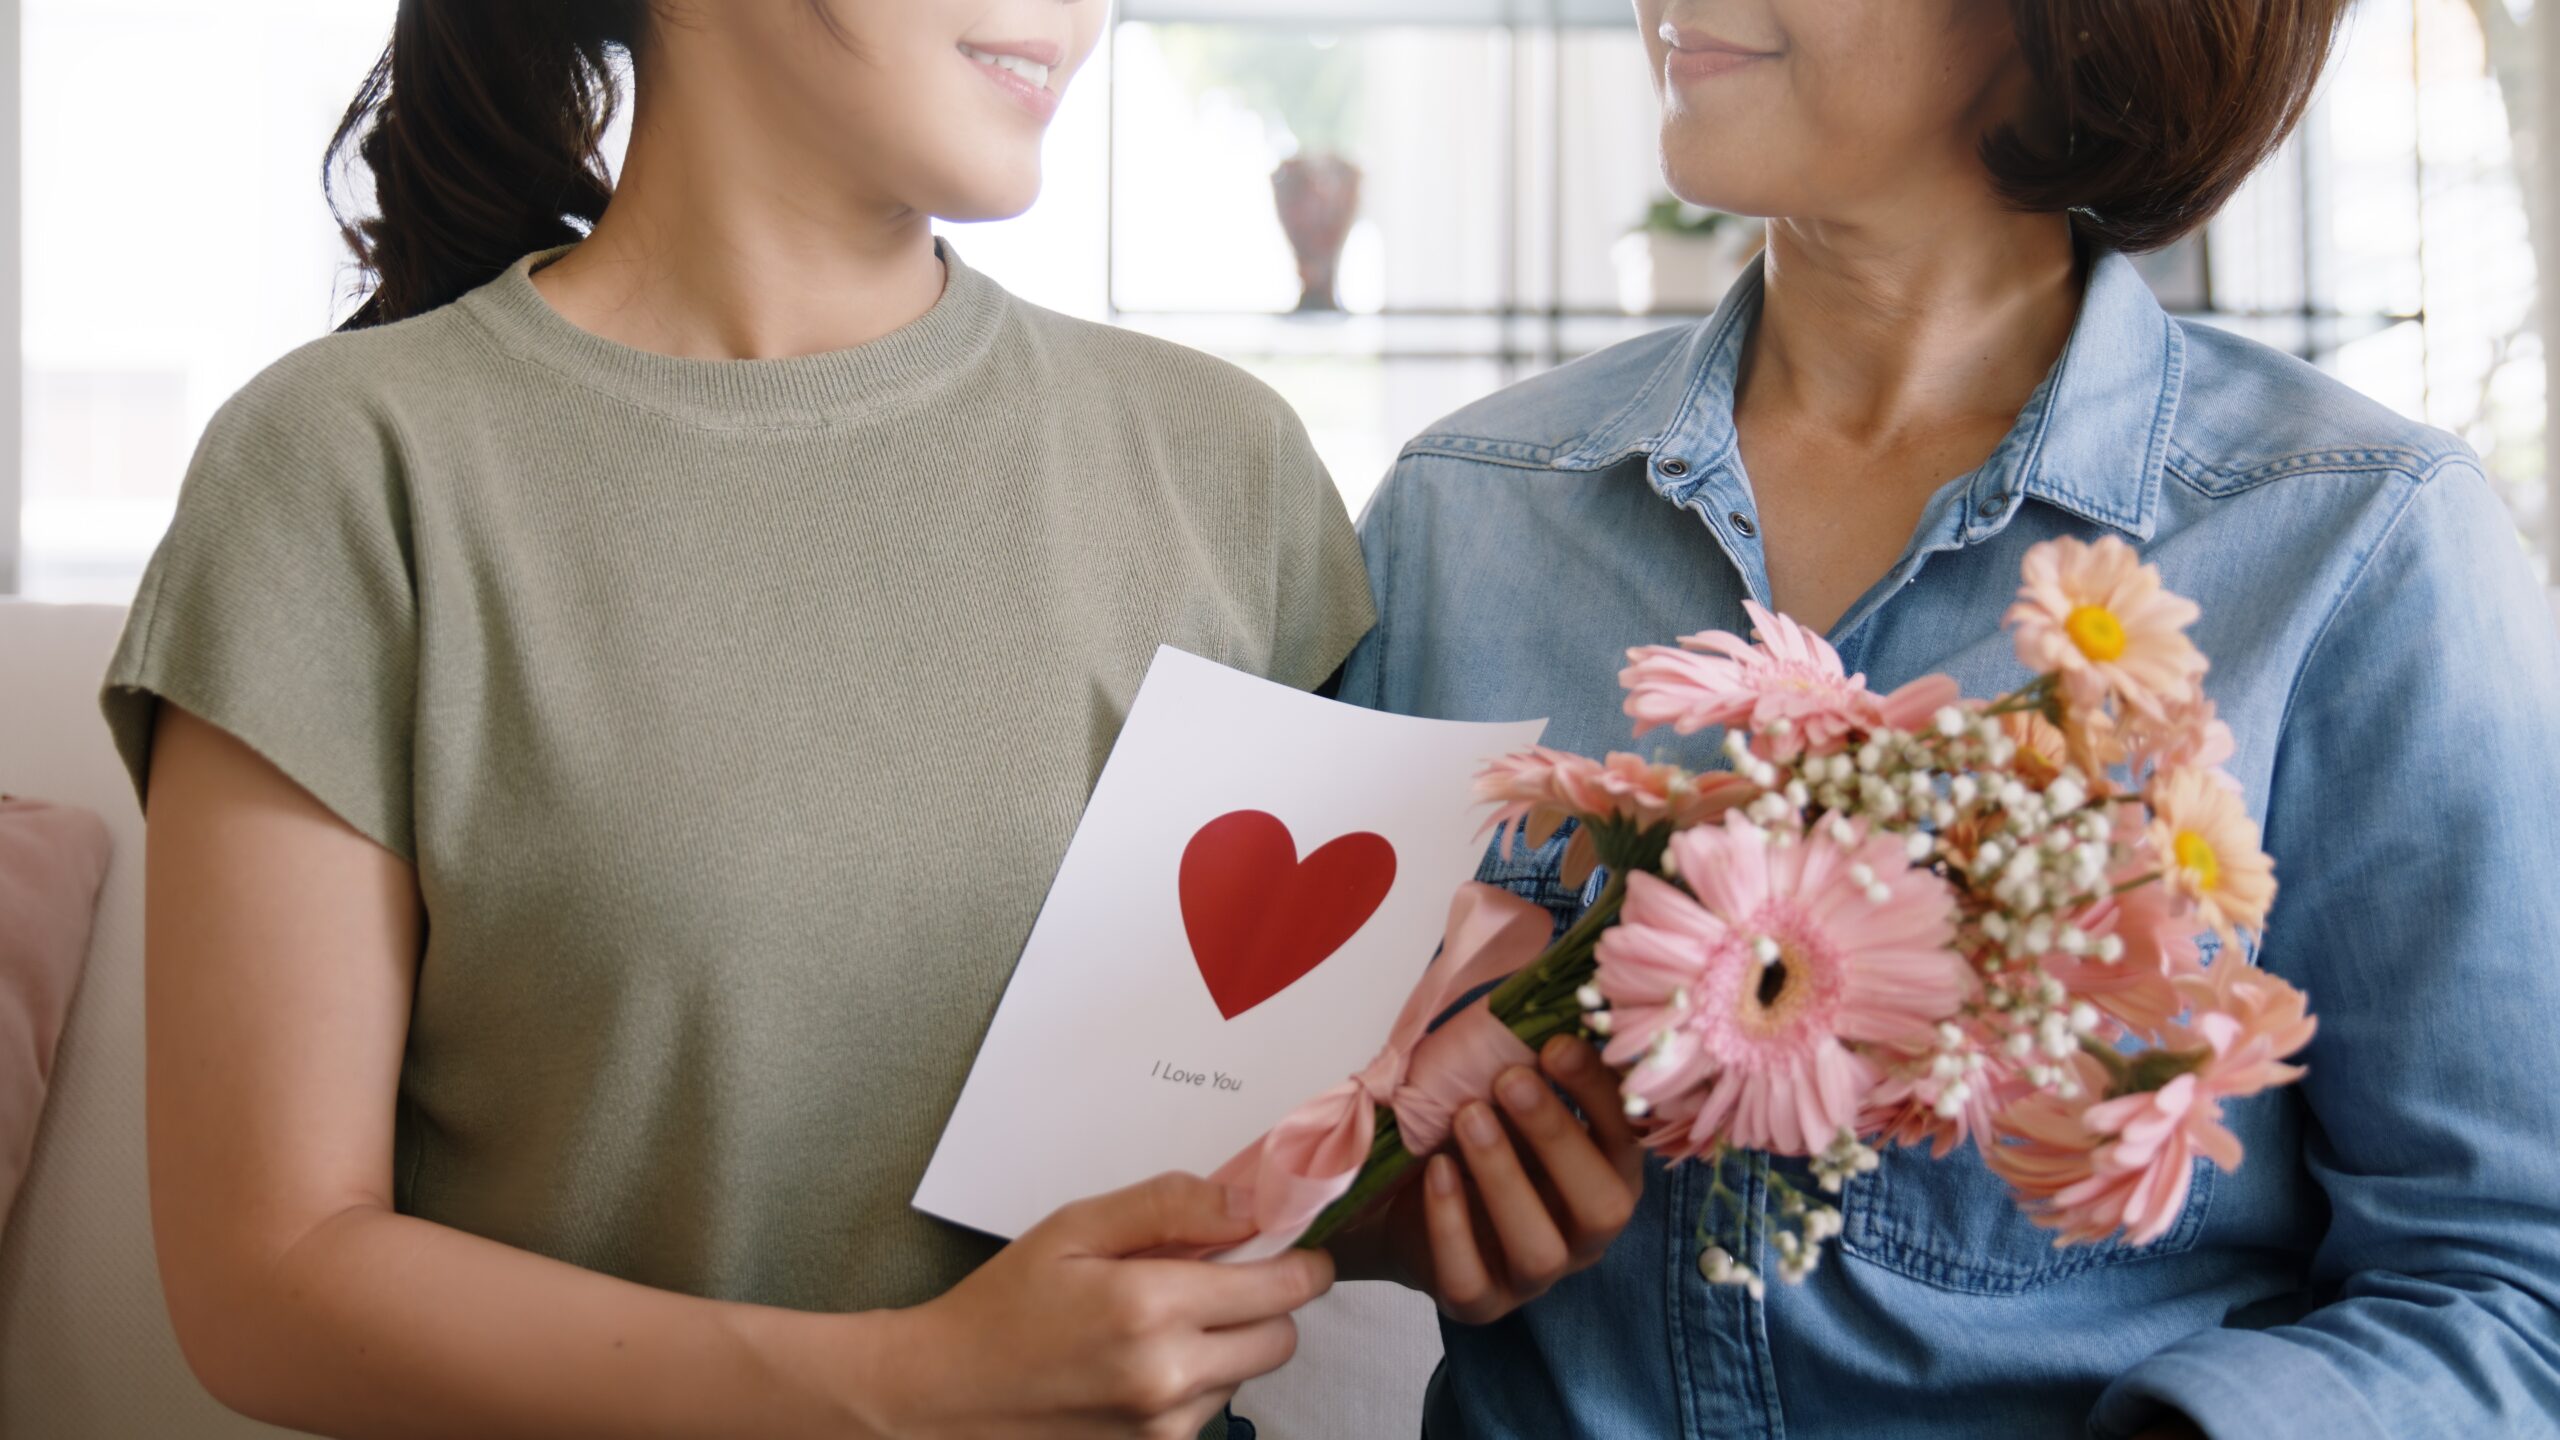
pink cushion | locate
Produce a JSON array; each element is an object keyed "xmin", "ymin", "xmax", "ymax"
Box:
[{"xmin": 0, "ymin": 796, "xmax": 113, "ymax": 1236}]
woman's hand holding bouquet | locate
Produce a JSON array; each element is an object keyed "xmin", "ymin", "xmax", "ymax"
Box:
[
  {"xmin": 1218, "ymin": 536, "xmax": 2314, "ymax": 1294},
  {"xmin": 1326, "ymin": 1032, "xmax": 1644, "ymax": 1322}
]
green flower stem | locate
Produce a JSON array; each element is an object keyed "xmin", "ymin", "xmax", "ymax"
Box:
[
  {"xmin": 2077, "ymin": 1036, "xmax": 2211, "ymax": 1098},
  {"xmin": 1296, "ymin": 873, "xmax": 1630, "ymax": 1250},
  {"xmin": 1979, "ymin": 675, "xmax": 2057, "ymax": 719}
]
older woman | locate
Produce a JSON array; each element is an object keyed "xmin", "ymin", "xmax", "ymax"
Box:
[{"xmin": 1339, "ymin": 1, "xmax": 2560, "ymax": 1437}]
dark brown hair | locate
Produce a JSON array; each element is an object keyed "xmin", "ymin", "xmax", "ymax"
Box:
[
  {"xmin": 1985, "ymin": 0, "xmax": 2354, "ymax": 253},
  {"xmin": 326, "ymin": 1, "xmax": 641, "ymax": 329}
]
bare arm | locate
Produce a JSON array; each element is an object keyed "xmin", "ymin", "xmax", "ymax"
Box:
[
  {"xmin": 143, "ymin": 704, "xmax": 886, "ymax": 1437},
  {"xmin": 143, "ymin": 705, "xmax": 1329, "ymax": 1440}
]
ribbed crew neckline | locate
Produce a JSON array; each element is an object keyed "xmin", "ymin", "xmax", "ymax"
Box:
[{"xmin": 458, "ymin": 238, "xmax": 1008, "ymax": 430}]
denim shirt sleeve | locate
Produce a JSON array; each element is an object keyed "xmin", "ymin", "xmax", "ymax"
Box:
[
  {"xmin": 2093, "ymin": 463, "xmax": 2560, "ymax": 1438},
  {"xmin": 1334, "ymin": 466, "xmax": 1402, "ymax": 714}
]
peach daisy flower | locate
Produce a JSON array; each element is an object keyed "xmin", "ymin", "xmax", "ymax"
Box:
[
  {"xmin": 2039, "ymin": 884, "xmax": 2205, "ymax": 1035},
  {"xmin": 2173, "ymin": 951, "xmax": 2317, "ymax": 1098},
  {"xmin": 2036, "ymin": 957, "xmax": 2179, "ymax": 1039},
  {"xmin": 1476, "ymin": 747, "xmax": 1600, "ymax": 856},
  {"xmin": 1987, "ymin": 1056, "xmax": 2235, "ymax": 1247},
  {"xmin": 1476, "ymin": 748, "xmax": 1753, "ymax": 844},
  {"xmin": 1476, "ymin": 749, "xmax": 1753, "ymax": 883},
  {"xmin": 1860, "ymin": 1044, "xmax": 2027, "ymax": 1159},
  {"xmin": 1622, "ymin": 601, "xmax": 1958, "ymax": 756},
  {"xmin": 1593, "ymin": 815, "xmax": 1968, "ymax": 1159},
  {"xmin": 2007, "ymin": 536, "xmax": 2206, "ymax": 720},
  {"xmin": 1995, "ymin": 707, "xmax": 2130, "ymax": 794},
  {"xmin": 2105, "ymin": 872, "xmax": 2208, "ymax": 982},
  {"xmin": 1997, "ymin": 710, "xmax": 2071, "ymax": 785},
  {"xmin": 1991, "ymin": 954, "xmax": 2312, "ymax": 1247},
  {"xmin": 2146, "ymin": 767, "xmax": 2276, "ymax": 941},
  {"xmin": 2125, "ymin": 690, "xmax": 2238, "ymax": 785}
]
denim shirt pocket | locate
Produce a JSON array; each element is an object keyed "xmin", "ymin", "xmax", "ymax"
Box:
[
  {"xmin": 1838, "ymin": 931, "xmax": 2239, "ymax": 1293},
  {"xmin": 1838, "ymin": 1137, "xmax": 2215, "ymax": 1295}
]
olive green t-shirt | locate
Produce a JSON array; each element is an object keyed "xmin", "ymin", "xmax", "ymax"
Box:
[{"xmin": 100, "ymin": 244, "xmax": 1375, "ymax": 1318}]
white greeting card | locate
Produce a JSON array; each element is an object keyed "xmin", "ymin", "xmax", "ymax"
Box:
[{"xmin": 914, "ymin": 646, "xmax": 1547, "ymax": 1241}]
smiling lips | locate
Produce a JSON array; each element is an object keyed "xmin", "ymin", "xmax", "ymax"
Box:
[
  {"xmin": 1660, "ymin": 25, "xmax": 1779, "ymax": 84},
  {"xmin": 960, "ymin": 39, "xmax": 1063, "ymax": 121}
]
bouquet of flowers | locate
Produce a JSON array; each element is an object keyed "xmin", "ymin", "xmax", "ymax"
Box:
[{"xmin": 1213, "ymin": 536, "xmax": 2316, "ymax": 1287}]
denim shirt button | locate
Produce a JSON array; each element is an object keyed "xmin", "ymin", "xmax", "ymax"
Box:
[
  {"xmin": 1658, "ymin": 456, "xmax": 1691, "ymax": 479},
  {"xmin": 1730, "ymin": 510, "xmax": 1757, "ymax": 537}
]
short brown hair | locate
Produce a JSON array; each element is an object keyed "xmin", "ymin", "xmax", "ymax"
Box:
[{"xmin": 1984, "ymin": 0, "xmax": 2354, "ymax": 253}]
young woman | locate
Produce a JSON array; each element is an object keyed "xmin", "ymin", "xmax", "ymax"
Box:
[
  {"xmin": 100, "ymin": 2, "xmax": 1635, "ymax": 1436},
  {"xmin": 1343, "ymin": 1, "xmax": 2560, "ymax": 1436}
]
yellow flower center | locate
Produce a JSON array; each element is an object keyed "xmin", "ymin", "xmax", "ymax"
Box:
[
  {"xmin": 2064, "ymin": 604, "xmax": 2129, "ymax": 662},
  {"xmin": 2173, "ymin": 829, "xmax": 2221, "ymax": 892}
]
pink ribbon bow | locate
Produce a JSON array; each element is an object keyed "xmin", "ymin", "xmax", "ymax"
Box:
[{"xmin": 1205, "ymin": 883, "xmax": 1553, "ymax": 1261}]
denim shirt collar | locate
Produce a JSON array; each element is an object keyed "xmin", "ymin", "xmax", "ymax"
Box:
[{"xmin": 1553, "ymin": 249, "xmax": 2184, "ymax": 544}]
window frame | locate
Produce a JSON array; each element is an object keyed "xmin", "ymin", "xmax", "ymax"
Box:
[{"xmin": 1, "ymin": 0, "xmax": 21, "ymax": 597}]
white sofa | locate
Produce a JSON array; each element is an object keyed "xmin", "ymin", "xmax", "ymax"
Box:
[{"xmin": 0, "ymin": 598, "xmax": 1442, "ymax": 1439}]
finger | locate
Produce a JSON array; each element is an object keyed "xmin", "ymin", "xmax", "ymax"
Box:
[
  {"xmin": 1189, "ymin": 1314, "xmax": 1304, "ymax": 1391},
  {"xmin": 1544, "ymin": 1035, "xmax": 1646, "ymax": 1182},
  {"xmin": 1495, "ymin": 1063, "xmax": 1638, "ymax": 1252},
  {"xmin": 1154, "ymin": 1246, "xmax": 1336, "ymax": 1330},
  {"xmin": 1155, "ymin": 1391, "xmax": 1240, "ymax": 1440},
  {"xmin": 1049, "ymin": 1171, "xmax": 1255, "ymax": 1258},
  {"xmin": 1452, "ymin": 1101, "xmax": 1572, "ymax": 1298},
  {"xmin": 1421, "ymin": 1152, "xmax": 1501, "ymax": 1321}
]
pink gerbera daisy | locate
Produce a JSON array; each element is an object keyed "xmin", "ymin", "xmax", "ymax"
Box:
[
  {"xmin": 1987, "ymin": 1056, "xmax": 2235, "ymax": 1247},
  {"xmin": 1621, "ymin": 601, "xmax": 1958, "ymax": 756},
  {"xmin": 2007, "ymin": 536, "xmax": 2207, "ymax": 721},
  {"xmin": 1593, "ymin": 815, "xmax": 1969, "ymax": 1159},
  {"xmin": 2173, "ymin": 951, "xmax": 2317, "ymax": 1098},
  {"xmin": 1476, "ymin": 747, "xmax": 1753, "ymax": 844},
  {"xmin": 1476, "ymin": 747, "xmax": 1613, "ymax": 856},
  {"xmin": 1990, "ymin": 955, "xmax": 2312, "ymax": 1247},
  {"xmin": 1476, "ymin": 749, "xmax": 1754, "ymax": 884}
]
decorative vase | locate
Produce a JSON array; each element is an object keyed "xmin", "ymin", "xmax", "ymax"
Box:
[{"xmin": 1272, "ymin": 152, "xmax": 1364, "ymax": 314}]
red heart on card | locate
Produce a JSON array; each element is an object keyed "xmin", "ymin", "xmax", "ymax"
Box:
[{"xmin": 1179, "ymin": 810, "xmax": 1398, "ymax": 1021}]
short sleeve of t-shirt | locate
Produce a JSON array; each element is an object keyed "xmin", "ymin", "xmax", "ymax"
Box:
[{"xmin": 98, "ymin": 347, "xmax": 420, "ymax": 862}]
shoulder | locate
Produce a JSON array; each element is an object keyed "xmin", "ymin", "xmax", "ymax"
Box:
[
  {"xmin": 171, "ymin": 308, "xmax": 500, "ymax": 544},
  {"xmin": 1007, "ymin": 300, "xmax": 1310, "ymax": 452},
  {"xmin": 203, "ymin": 306, "xmax": 487, "ymax": 468},
  {"xmin": 2165, "ymin": 320, "xmax": 2475, "ymax": 501},
  {"xmin": 1355, "ymin": 322, "xmax": 1702, "ymax": 543},
  {"xmin": 1399, "ymin": 322, "xmax": 1700, "ymax": 468},
  {"xmin": 2160, "ymin": 323, "xmax": 2542, "ymax": 665}
]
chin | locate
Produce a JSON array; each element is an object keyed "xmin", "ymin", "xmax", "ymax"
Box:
[
  {"xmin": 930, "ymin": 187, "xmax": 1041, "ymax": 225},
  {"xmin": 1660, "ymin": 134, "xmax": 1790, "ymax": 221},
  {"xmin": 916, "ymin": 159, "xmax": 1045, "ymax": 226}
]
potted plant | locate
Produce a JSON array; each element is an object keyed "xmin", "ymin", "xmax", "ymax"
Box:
[{"xmin": 1613, "ymin": 198, "xmax": 1762, "ymax": 316}]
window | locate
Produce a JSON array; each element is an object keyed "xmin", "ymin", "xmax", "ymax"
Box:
[
  {"xmin": 952, "ymin": 0, "xmax": 2555, "ymax": 572},
  {"xmin": 17, "ymin": 0, "xmax": 396, "ymax": 600},
  {"xmin": 9, "ymin": 0, "xmax": 2554, "ymax": 597}
]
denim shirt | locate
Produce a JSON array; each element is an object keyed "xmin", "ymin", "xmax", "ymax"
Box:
[{"xmin": 1339, "ymin": 251, "xmax": 2560, "ymax": 1440}]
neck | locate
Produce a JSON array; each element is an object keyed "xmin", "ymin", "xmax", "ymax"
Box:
[
  {"xmin": 530, "ymin": 53, "xmax": 945, "ymax": 362},
  {"xmin": 1744, "ymin": 199, "xmax": 2081, "ymax": 443}
]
